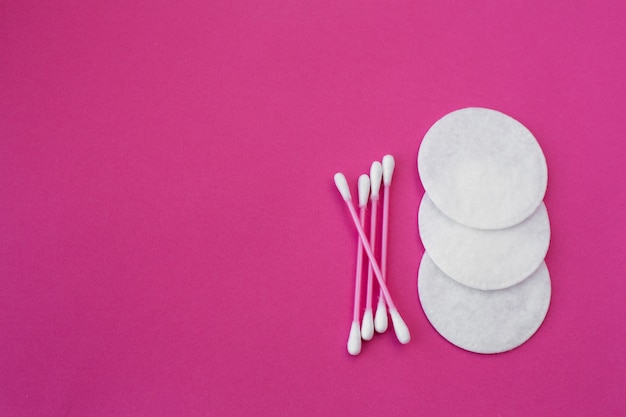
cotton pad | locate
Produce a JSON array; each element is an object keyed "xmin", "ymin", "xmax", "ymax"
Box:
[
  {"xmin": 418, "ymin": 253, "xmax": 551, "ymax": 354},
  {"xmin": 417, "ymin": 107, "xmax": 547, "ymax": 229},
  {"xmin": 418, "ymin": 194, "xmax": 550, "ymax": 290}
]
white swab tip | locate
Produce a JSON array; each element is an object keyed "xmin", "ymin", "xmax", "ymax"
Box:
[
  {"xmin": 357, "ymin": 174, "xmax": 370, "ymax": 207},
  {"xmin": 347, "ymin": 321, "xmax": 362, "ymax": 355},
  {"xmin": 361, "ymin": 309, "xmax": 374, "ymax": 341},
  {"xmin": 374, "ymin": 299, "xmax": 388, "ymax": 333},
  {"xmin": 333, "ymin": 173, "xmax": 352, "ymax": 201},
  {"xmin": 382, "ymin": 155, "xmax": 395, "ymax": 185},
  {"xmin": 389, "ymin": 308, "xmax": 410, "ymax": 344},
  {"xmin": 370, "ymin": 161, "xmax": 383, "ymax": 198}
]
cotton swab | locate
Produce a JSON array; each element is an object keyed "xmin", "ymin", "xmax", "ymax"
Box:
[
  {"xmin": 334, "ymin": 173, "xmax": 410, "ymax": 345},
  {"xmin": 375, "ymin": 155, "xmax": 395, "ymax": 333},
  {"xmin": 362, "ymin": 162, "xmax": 382, "ymax": 341},
  {"xmin": 347, "ymin": 174, "xmax": 370, "ymax": 356}
]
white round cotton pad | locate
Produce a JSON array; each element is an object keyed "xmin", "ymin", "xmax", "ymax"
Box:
[
  {"xmin": 418, "ymin": 194, "xmax": 550, "ymax": 290},
  {"xmin": 418, "ymin": 253, "xmax": 551, "ymax": 354},
  {"xmin": 417, "ymin": 107, "xmax": 547, "ymax": 230}
]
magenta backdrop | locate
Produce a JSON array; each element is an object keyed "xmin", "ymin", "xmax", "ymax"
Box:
[{"xmin": 2, "ymin": 1, "xmax": 625, "ymax": 416}]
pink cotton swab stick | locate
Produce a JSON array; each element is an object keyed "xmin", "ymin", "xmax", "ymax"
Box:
[
  {"xmin": 361, "ymin": 162, "xmax": 382, "ymax": 341},
  {"xmin": 334, "ymin": 173, "xmax": 410, "ymax": 345},
  {"xmin": 347, "ymin": 174, "xmax": 371, "ymax": 355},
  {"xmin": 375, "ymin": 155, "xmax": 395, "ymax": 333}
]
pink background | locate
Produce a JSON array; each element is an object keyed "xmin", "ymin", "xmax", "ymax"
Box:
[{"xmin": 2, "ymin": 1, "xmax": 625, "ymax": 416}]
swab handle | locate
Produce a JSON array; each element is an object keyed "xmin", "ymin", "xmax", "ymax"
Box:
[{"xmin": 343, "ymin": 200, "xmax": 396, "ymax": 310}]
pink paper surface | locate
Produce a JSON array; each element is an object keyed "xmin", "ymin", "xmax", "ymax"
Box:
[{"xmin": 2, "ymin": 1, "xmax": 625, "ymax": 416}]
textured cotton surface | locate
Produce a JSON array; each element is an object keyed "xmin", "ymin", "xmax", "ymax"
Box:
[
  {"xmin": 417, "ymin": 107, "xmax": 548, "ymax": 229},
  {"xmin": 418, "ymin": 254, "xmax": 551, "ymax": 354},
  {"xmin": 419, "ymin": 194, "xmax": 550, "ymax": 290}
]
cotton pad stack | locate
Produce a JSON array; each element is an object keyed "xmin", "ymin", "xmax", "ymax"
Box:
[{"xmin": 416, "ymin": 107, "xmax": 551, "ymax": 354}]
